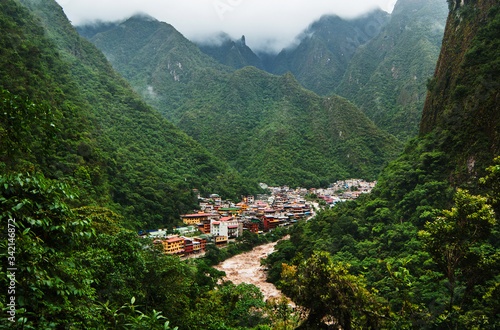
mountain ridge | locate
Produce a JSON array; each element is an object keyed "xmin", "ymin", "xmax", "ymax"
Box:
[
  {"xmin": 82, "ymin": 17, "xmax": 403, "ymax": 187},
  {"xmin": 5, "ymin": 0, "xmax": 260, "ymax": 230}
]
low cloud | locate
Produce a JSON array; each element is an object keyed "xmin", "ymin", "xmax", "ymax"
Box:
[{"xmin": 57, "ymin": 0, "xmax": 398, "ymax": 52}]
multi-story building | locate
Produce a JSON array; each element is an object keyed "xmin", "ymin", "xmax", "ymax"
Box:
[
  {"xmin": 184, "ymin": 238, "xmax": 194, "ymax": 256},
  {"xmin": 193, "ymin": 237, "xmax": 207, "ymax": 251},
  {"xmin": 211, "ymin": 216, "xmax": 242, "ymax": 238},
  {"xmin": 181, "ymin": 212, "xmax": 213, "ymax": 225},
  {"xmin": 162, "ymin": 236, "xmax": 185, "ymax": 255},
  {"xmin": 214, "ymin": 235, "xmax": 228, "ymax": 246}
]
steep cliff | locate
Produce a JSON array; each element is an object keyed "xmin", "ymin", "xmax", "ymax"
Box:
[{"xmin": 420, "ymin": 0, "xmax": 500, "ymax": 176}]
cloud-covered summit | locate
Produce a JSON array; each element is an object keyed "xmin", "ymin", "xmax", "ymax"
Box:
[{"xmin": 57, "ymin": 0, "xmax": 398, "ymax": 52}]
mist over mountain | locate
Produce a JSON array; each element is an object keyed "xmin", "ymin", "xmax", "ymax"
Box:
[
  {"xmin": 190, "ymin": 0, "xmax": 447, "ymax": 142},
  {"xmin": 80, "ymin": 14, "xmax": 402, "ymax": 187},
  {"xmin": 335, "ymin": 0, "xmax": 448, "ymax": 141},
  {"xmin": 267, "ymin": 11, "xmax": 390, "ymax": 94},
  {"xmin": 196, "ymin": 33, "xmax": 265, "ymax": 70}
]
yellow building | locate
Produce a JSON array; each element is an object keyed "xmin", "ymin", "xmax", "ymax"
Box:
[
  {"xmin": 236, "ymin": 202, "xmax": 249, "ymax": 212},
  {"xmin": 162, "ymin": 236, "xmax": 185, "ymax": 255},
  {"xmin": 214, "ymin": 236, "xmax": 228, "ymax": 245},
  {"xmin": 181, "ymin": 212, "xmax": 213, "ymax": 225}
]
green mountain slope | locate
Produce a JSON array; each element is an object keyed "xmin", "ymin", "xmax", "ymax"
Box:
[
  {"xmin": 265, "ymin": 0, "xmax": 500, "ymax": 327},
  {"xmin": 267, "ymin": 11, "xmax": 390, "ymax": 96},
  {"xmin": 80, "ymin": 14, "xmax": 402, "ymax": 186},
  {"xmin": 1, "ymin": 0, "xmax": 258, "ymax": 230},
  {"xmin": 177, "ymin": 66, "xmax": 402, "ymax": 187},
  {"xmin": 335, "ymin": 0, "xmax": 448, "ymax": 141},
  {"xmin": 87, "ymin": 14, "xmax": 233, "ymax": 123},
  {"xmin": 420, "ymin": 0, "xmax": 500, "ymax": 173}
]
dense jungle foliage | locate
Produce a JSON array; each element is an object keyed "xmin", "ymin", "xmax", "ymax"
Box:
[
  {"xmin": 176, "ymin": 67, "xmax": 402, "ymax": 187},
  {"xmin": 1, "ymin": 0, "xmax": 499, "ymax": 328},
  {"xmin": 0, "ymin": 0, "xmax": 260, "ymax": 231},
  {"xmin": 264, "ymin": 1, "xmax": 500, "ymax": 328}
]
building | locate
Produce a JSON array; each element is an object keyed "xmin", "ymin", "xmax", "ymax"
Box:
[
  {"xmin": 162, "ymin": 236, "xmax": 185, "ymax": 255},
  {"xmin": 214, "ymin": 235, "xmax": 228, "ymax": 246},
  {"xmin": 183, "ymin": 237, "xmax": 194, "ymax": 256},
  {"xmin": 217, "ymin": 207, "xmax": 241, "ymax": 216},
  {"xmin": 262, "ymin": 215, "xmax": 280, "ymax": 231},
  {"xmin": 211, "ymin": 216, "xmax": 243, "ymax": 238},
  {"xmin": 181, "ymin": 212, "xmax": 213, "ymax": 225}
]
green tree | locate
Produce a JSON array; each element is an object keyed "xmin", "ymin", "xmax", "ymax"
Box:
[
  {"xmin": 280, "ymin": 251, "xmax": 389, "ymax": 329},
  {"xmin": 419, "ymin": 189, "xmax": 497, "ymax": 323},
  {"xmin": 0, "ymin": 172, "xmax": 95, "ymax": 327}
]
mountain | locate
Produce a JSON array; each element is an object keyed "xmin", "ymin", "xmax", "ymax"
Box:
[
  {"xmin": 265, "ymin": 0, "xmax": 500, "ymax": 327},
  {"xmin": 84, "ymin": 14, "xmax": 232, "ymax": 123},
  {"xmin": 79, "ymin": 15, "xmax": 402, "ymax": 187},
  {"xmin": 420, "ymin": 0, "xmax": 500, "ymax": 175},
  {"xmin": 2, "ymin": 0, "xmax": 259, "ymax": 230},
  {"xmin": 197, "ymin": 33, "xmax": 265, "ymax": 70},
  {"xmin": 335, "ymin": 0, "xmax": 448, "ymax": 141},
  {"xmin": 176, "ymin": 66, "xmax": 402, "ymax": 187},
  {"xmin": 192, "ymin": 0, "xmax": 447, "ymax": 141},
  {"xmin": 266, "ymin": 10, "xmax": 390, "ymax": 96}
]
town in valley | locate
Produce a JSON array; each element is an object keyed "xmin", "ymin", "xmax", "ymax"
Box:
[{"xmin": 141, "ymin": 179, "xmax": 377, "ymax": 256}]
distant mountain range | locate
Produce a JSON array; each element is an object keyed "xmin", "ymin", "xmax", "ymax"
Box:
[
  {"xmin": 77, "ymin": 13, "xmax": 403, "ymax": 187},
  {"xmin": 77, "ymin": 0, "xmax": 448, "ymax": 144}
]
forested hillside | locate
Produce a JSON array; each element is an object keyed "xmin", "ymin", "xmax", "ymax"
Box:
[
  {"xmin": 1, "ymin": 0, "xmax": 259, "ymax": 231},
  {"xmin": 265, "ymin": 0, "xmax": 500, "ymax": 328},
  {"xmin": 177, "ymin": 66, "xmax": 402, "ymax": 187},
  {"xmin": 79, "ymin": 13, "xmax": 403, "ymax": 187},
  {"xmin": 420, "ymin": 0, "xmax": 500, "ymax": 170},
  {"xmin": 335, "ymin": 0, "xmax": 448, "ymax": 141},
  {"xmin": 267, "ymin": 10, "xmax": 390, "ymax": 96},
  {"xmin": 86, "ymin": 14, "xmax": 232, "ymax": 123}
]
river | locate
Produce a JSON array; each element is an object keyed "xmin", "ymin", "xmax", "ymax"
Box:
[{"xmin": 214, "ymin": 237, "xmax": 287, "ymax": 301}]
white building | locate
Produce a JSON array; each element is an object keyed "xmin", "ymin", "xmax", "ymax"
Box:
[{"xmin": 211, "ymin": 216, "xmax": 243, "ymax": 238}]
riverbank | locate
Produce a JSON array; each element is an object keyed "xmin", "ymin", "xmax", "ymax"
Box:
[{"xmin": 214, "ymin": 236, "xmax": 289, "ymax": 301}]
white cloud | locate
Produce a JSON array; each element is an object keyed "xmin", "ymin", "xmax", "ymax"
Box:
[{"xmin": 56, "ymin": 0, "xmax": 398, "ymax": 52}]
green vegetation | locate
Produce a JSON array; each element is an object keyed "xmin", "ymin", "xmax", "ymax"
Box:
[
  {"xmin": 335, "ymin": 0, "xmax": 448, "ymax": 141},
  {"xmin": 85, "ymin": 14, "xmax": 232, "ymax": 123},
  {"xmin": 267, "ymin": 11, "xmax": 390, "ymax": 97},
  {"xmin": 264, "ymin": 2, "xmax": 500, "ymax": 326},
  {"xmin": 176, "ymin": 67, "xmax": 402, "ymax": 187},
  {"xmin": 265, "ymin": 142, "xmax": 500, "ymax": 328},
  {"xmin": 0, "ymin": 171, "xmax": 281, "ymax": 329},
  {"xmin": 1, "ymin": 0, "xmax": 499, "ymax": 327},
  {"xmin": 1, "ymin": 0, "xmax": 260, "ymax": 231},
  {"xmin": 82, "ymin": 14, "xmax": 403, "ymax": 188}
]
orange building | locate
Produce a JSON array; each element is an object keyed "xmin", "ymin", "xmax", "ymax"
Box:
[{"xmin": 215, "ymin": 236, "xmax": 228, "ymax": 246}]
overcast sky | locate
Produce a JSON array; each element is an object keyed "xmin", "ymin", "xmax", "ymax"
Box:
[{"xmin": 55, "ymin": 0, "xmax": 398, "ymax": 52}]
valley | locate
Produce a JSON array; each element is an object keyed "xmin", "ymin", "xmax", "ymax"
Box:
[{"xmin": 1, "ymin": 0, "xmax": 500, "ymax": 328}]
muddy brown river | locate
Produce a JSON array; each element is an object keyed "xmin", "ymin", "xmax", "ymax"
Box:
[{"xmin": 214, "ymin": 237, "xmax": 287, "ymax": 301}]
